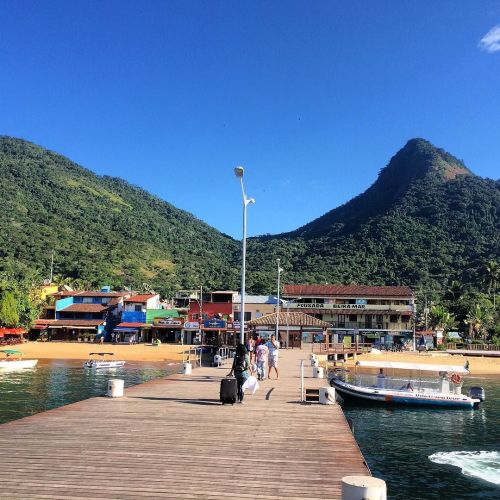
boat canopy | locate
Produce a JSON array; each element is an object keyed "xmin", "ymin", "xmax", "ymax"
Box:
[
  {"xmin": 89, "ymin": 352, "xmax": 115, "ymax": 356},
  {"xmin": 0, "ymin": 349, "xmax": 23, "ymax": 355},
  {"xmin": 356, "ymin": 360, "xmax": 469, "ymax": 374}
]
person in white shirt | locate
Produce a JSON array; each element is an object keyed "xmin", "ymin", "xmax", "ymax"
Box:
[
  {"xmin": 255, "ymin": 340, "xmax": 269, "ymax": 381},
  {"xmin": 266, "ymin": 334, "xmax": 280, "ymax": 380},
  {"xmin": 376, "ymin": 368, "xmax": 386, "ymax": 389}
]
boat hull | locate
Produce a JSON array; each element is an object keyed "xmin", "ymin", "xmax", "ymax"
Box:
[
  {"xmin": 0, "ymin": 359, "xmax": 38, "ymax": 370},
  {"xmin": 331, "ymin": 378, "xmax": 479, "ymax": 408},
  {"xmin": 83, "ymin": 361, "xmax": 126, "ymax": 369}
]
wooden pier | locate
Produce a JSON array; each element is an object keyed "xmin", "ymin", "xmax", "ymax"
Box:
[{"xmin": 0, "ymin": 349, "xmax": 369, "ymax": 499}]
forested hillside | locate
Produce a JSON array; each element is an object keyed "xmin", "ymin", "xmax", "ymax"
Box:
[
  {"xmin": 246, "ymin": 139, "xmax": 500, "ymax": 295},
  {"xmin": 0, "ymin": 137, "xmax": 240, "ymax": 296},
  {"xmin": 0, "ymin": 136, "xmax": 498, "ymax": 299}
]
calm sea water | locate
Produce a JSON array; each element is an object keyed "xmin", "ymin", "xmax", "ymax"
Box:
[
  {"xmin": 342, "ymin": 377, "xmax": 500, "ymax": 499},
  {"xmin": 0, "ymin": 359, "xmax": 178, "ymax": 425}
]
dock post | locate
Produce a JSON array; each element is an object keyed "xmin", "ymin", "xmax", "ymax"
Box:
[
  {"xmin": 341, "ymin": 476, "xmax": 386, "ymax": 499},
  {"xmin": 107, "ymin": 379, "xmax": 124, "ymax": 398}
]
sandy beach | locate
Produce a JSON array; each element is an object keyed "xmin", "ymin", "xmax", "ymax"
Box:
[
  {"xmin": 348, "ymin": 351, "xmax": 500, "ymax": 377},
  {"xmin": 13, "ymin": 341, "xmax": 191, "ymax": 362},
  {"xmin": 10, "ymin": 342, "xmax": 500, "ymax": 375}
]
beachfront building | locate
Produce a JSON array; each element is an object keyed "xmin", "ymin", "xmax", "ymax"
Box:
[
  {"xmin": 34, "ymin": 288, "xmax": 131, "ymax": 341},
  {"xmin": 111, "ymin": 293, "xmax": 188, "ymax": 344},
  {"xmin": 232, "ymin": 295, "xmax": 279, "ymax": 322},
  {"xmin": 282, "ymin": 284, "xmax": 415, "ymax": 348},
  {"xmin": 246, "ymin": 312, "xmax": 331, "ymax": 349},
  {"xmin": 186, "ymin": 291, "xmax": 239, "ymax": 345},
  {"xmin": 113, "ymin": 293, "xmax": 160, "ymax": 343},
  {"xmin": 0, "ymin": 327, "xmax": 28, "ymax": 345}
]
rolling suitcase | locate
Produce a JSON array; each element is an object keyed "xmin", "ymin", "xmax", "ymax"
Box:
[{"xmin": 220, "ymin": 377, "xmax": 238, "ymax": 405}]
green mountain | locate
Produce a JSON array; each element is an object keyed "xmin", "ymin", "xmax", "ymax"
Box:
[
  {"xmin": 246, "ymin": 138, "xmax": 499, "ymax": 294},
  {"xmin": 0, "ymin": 136, "xmax": 498, "ymax": 297},
  {"xmin": 0, "ymin": 136, "xmax": 240, "ymax": 296}
]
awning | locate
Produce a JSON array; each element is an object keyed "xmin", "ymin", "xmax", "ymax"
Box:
[
  {"xmin": 50, "ymin": 325, "xmax": 99, "ymax": 330},
  {"xmin": 0, "ymin": 328, "xmax": 27, "ymax": 335},
  {"xmin": 356, "ymin": 360, "xmax": 469, "ymax": 374},
  {"xmin": 153, "ymin": 324, "xmax": 183, "ymax": 329},
  {"xmin": 114, "ymin": 327, "xmax": 140, "ymax": 332},
  {"xmin": 116, "ymin": 322, "xmax": 149, "ymax": 328}
]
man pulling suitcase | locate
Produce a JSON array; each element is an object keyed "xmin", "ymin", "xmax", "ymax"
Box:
[{"xmin": 222, "ymin": 344, "xmax": 250, "ymax": 404}]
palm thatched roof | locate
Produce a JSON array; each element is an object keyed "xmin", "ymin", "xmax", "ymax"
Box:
[{"xmin": 246, "ymin": 312, "xmax": 330, "ymax": 328}]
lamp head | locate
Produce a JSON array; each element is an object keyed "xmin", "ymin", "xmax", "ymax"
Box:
[
  {"xmin": 247, "ymin": 197, "xmax": 255, "ymax": 205},
  {"xmin": 234, "ymin": 166, "xmax": 244, "ymax": 178}
]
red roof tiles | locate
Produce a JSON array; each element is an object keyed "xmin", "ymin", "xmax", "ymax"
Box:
[
  {"xmin": 283, "ymin": 284, "xmax": 413, "ymax": 298},
  {"xmin": 53, "ymin": 291, "xmax": 130, "ymax": 298},
  {"xmin": 34, "ymin": 319, "xmax": 104, "ymax": 327},
  {"xmin": 124, "ymin": 294, "xmax": 158, "ymax": 303},
  {"xmin": 61, "ymin": 304, "xmax": 110, "ymax": 313}
]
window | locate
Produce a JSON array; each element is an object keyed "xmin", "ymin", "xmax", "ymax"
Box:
[
  {"xmin": 134, "ymin": 305, "xmax": 142, "ymax": 312},
  {"xmin": 349, "ymin": 314, "xmax": 357, "ymax": 322},
  {"xmin": 234, "ymin": 312, "xmax": 251, "ymax": 321},
  {"xmin": 376, "ymin": 315, "xmax": 383, "ymax": 324},
  {"xmin": 338, "ymin": 314, "xmax": 346, "ymax": 327},
  {"xmin": 390, "ymin": 315, "xmax": 398, "ymax": 323},
  {"xmin": 82, "ymin": 297, "xmax": 92, "ymax": 304},
  {"xmin": 192, "ymin": 313, "xmax": 199, "ymax": 320}
]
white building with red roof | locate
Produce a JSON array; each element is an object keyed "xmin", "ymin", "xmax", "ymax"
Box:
[
  {"xmin": 123, "ymin": 294, "xmax": 160, "ymax": 313},
  {"xmin": 282, "ymin": 284, "xmax": 415, "ymax": 348}
]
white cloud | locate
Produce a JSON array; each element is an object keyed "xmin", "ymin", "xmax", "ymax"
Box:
[{"xmin": 479, "ymin": 24, "xmax": 500, "ymax": 53}]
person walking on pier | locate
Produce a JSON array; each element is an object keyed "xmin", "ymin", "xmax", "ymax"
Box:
[
  {"xmin": 228, "ymin": 344, "xmax": 250, "ymax": 403},
  {"xmin": 255, "ymin": 338, "xmax": 268, "ymax": 381},
  {"xmin": 267, "ymin": 334, "xmax": 280, "ymax": 380}
]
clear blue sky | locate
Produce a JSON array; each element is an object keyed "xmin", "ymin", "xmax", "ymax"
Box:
[{"xmin": 1, "ymin": 1, "xmax": 499, "ymax": 238}]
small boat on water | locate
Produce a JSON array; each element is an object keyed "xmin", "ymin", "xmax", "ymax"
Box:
[
  {"xmin": 83, "ymin": 352, "xmax": 125, "ymax": 370},
  {"xmin": 330, "ymin": 360, "xmax": 485, "ymax": 408},
  {"xmin": 0, "ymin": 349, "xmax": 38, "ymax": 370}
]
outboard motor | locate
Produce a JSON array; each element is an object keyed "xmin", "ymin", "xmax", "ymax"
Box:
[{"xmin": 469, "ymin": 386, "xmax": 485, "ymax": 402}]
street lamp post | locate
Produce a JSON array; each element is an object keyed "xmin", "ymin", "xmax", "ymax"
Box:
[
  {"xmin": 275, "ymin": 259, "xmax": 283, "ymax": 339},
  {"xmin": 234, "ymin": 166, "xmax": 255, "ymax": 345}
]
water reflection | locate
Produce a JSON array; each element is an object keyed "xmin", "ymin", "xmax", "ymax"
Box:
[
  {"xmin": 342, "ymin": 378, "xmax": 500, "ymax": 499},
  {"xmin": 0, "ymin": 359, "xmax": 177, "ymax": 425}
]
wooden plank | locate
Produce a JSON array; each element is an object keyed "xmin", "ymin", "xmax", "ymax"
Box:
[{"xmin": 0, "ymin": 349, "xmax": 369, "ymax": 498}]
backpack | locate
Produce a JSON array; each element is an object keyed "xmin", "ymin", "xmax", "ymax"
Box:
[{"xmin": 234, "ymin": 354, "xmax": 247, "ymax": 374}]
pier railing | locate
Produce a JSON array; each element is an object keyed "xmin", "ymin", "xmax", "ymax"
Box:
[
  {"xmin": 183, "ymin": 347, "xmax": 203, "ymax": 367},
  {"xmin": 313, "ymin": 342, "xmax": 372, "ymax": 354},
  {"xmin": 447, "ymin": 343, "xmax": 500, "ymax": 351}
]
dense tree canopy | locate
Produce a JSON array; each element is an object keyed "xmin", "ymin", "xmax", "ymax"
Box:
[{"xmin": 0, "ymin": 136, "xmax": 498, "ymax": 318}]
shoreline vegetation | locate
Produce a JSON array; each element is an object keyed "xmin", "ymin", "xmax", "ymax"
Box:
[{"xmin": 12, "ymin": 342, "xmax": 500, "ymax": 375}]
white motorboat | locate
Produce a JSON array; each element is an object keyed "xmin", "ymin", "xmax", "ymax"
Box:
[
  {"xmin": 0, "ymin": 350, "xmax": 38, "ymax": 370},
  {"xmin": 83, "ymin": 352, "xmax": 125, "ymax": 369},
  {"xmin": 330, "ymin": 360, "xmax": 485, "ymax": 408}
]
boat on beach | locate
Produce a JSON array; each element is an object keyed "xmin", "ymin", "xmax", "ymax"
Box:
[
  {"xmin": 330, "ymin": 360, "xmax": 485, "ymax": 408},
  {"xmin": 83, "ymin": 352, "xmax": 125, "ymax": 369},
  {"xmin": 0, "ymin": 349, "xmax": 38, "ymax": 370}
]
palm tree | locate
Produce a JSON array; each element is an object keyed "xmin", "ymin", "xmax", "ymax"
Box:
[
  {"xmin": 484, "ymin": 260, "xmax": 499, "ymax": 309},
  {"xmin": 464, "ymin": 303, "xmax": 493, "ymax": 341},
  {"xmin": 446, "ymin": 280, "xmax": 463, "ymax": 302},
  {"xmin": 430, "ymin": 305, "xmax": 457, "ymax": 332}
]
